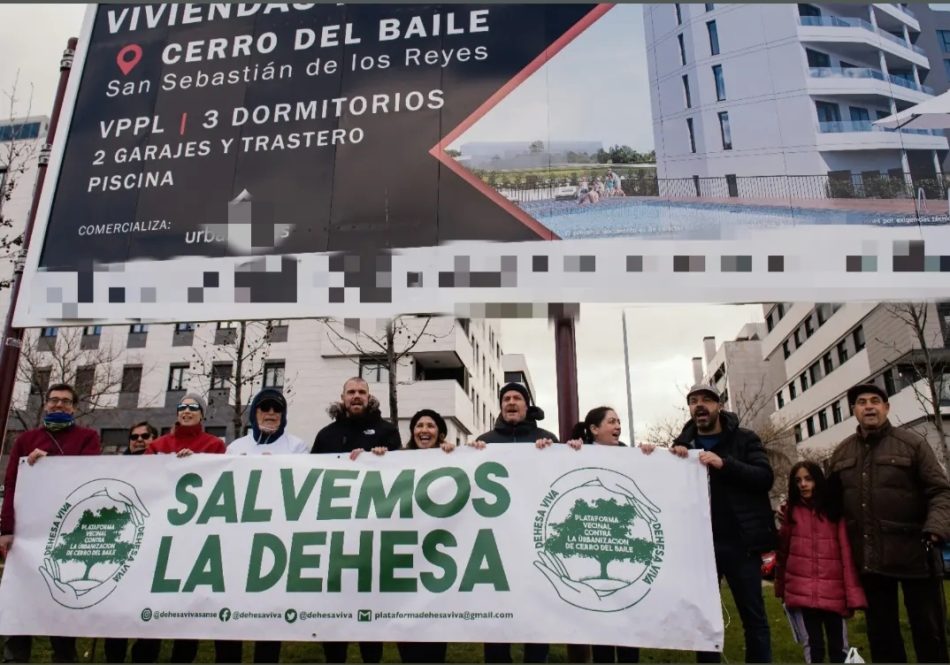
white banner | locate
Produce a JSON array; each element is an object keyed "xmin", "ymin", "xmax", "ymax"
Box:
[{"xmin": 0, "ymin": 446, "xmax": 723, "ymax": 651}]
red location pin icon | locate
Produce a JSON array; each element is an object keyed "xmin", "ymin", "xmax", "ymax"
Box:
[{"xmin": 116, "ymin": 44, "xmax": 143, "ymax": 76}]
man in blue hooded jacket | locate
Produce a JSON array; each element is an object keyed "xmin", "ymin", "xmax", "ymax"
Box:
[
  {"xmin": 228, "ymin": 388, "xmax": 309, "ymax": 455},
  {"xmin": 218, "ymin": 388, "xmax": 308, "ymax": 663}
]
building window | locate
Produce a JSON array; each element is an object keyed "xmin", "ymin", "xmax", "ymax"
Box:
[
  {"xmin": 211, "ymin": 363, "xmax": 233, "ymax": 390},
  {"xmin": 175, "ymin": 322, "xmax": 196, "ymax": 333},
  {"xmin": 832, "ymin": 400, "xmax": 842, "ymax": 424},
  {"xmin": 794, "ymin": 423, "xmax": 802, "ymax": 443},
  {"xmin": 782, "ymin": 341, "xmax": 791, "ymax": 360},
  {"xmin": 939, "ymin": 30, "xmax": 950, "ymax": 53},
  {"xmin": 837, "ymin": 340, "xmax": 849, "ymax": 365},
  {"xmin": 718, "ymin": 111, "xmax": 732, "ymax": 150},
  {"xmin": 944, "ymin": 59, "xmax": 950, "ymax": 80},
  {"xmin": 849, "ymin": 106, "xmax": 870, "ymax": 123},
  {"xmin": 804, "ymin": 316, "xmax": 814, "ymax": 338},
  {"xmin": 778, "ymin": 303, "xmax": 787, "ymax": 318},
  {"xmin": 939, "ymin": 302, "xmax": 950, "ymax": 346},
  {"xmin": 806, "ymin": 48, "xmax": 831, "ymax": 68},
  {"xmin": 789, "ymin": 382, "xmax": 797, "ymax": 400},
  {"xmin": 129, "ymin": 323, "xmax": 148, "ymax": 334},
  {"xmin": 800, "ymin": 373, "xmax": 809, "ymax": 393},
  {"xmin": 809, "ymin": 362, "xmax": 821, "ymax": 385},
  {"xmin": 677, "ymin": 33, "xmax": 687, "ymax": 66},
  {"xmin": 793, "ymin": 329, "xmax": 802, "ymax": 347},
  {"xmin": 359, "ymin": 358, "xmax": 390, "ymax": 384},
  {"xmin": 853, "ymin": 326, "xmax": 866, "ymax": 351},
  {"xmin": 30, "ymin": 368, "xmax": 51, "ymax": 395},
  {"xmin": 686, "ymin": 118, "xmax": 696, "ymax": 153},
  {"xmin": 83, "ymin": 325, "xmax": 102, "ymax": 336},
  {"xmin": 816, "ymin": 303, "xmax": 832, "ymax": 325},
  {"xmin": 818, "ymin": 410, "xmax": 828, "ymax": 431},
  {"xmin": 883, "ymin": 369, "xmax": 897, "ymax": 396},
  {"xmin": 263, "ymin": 361, "xmax": 285, "ymax": 388},
  {"xmin": 712, "ymin": 64, "xmax": 726, "ymax": 101},
  {"xmin": 74, "ymin": 366, "xmax": 95, "ymax": 401},
  {"xmin": 167, "ymin": 366, "xmax": 187, "ymax": 392},
  {"xmin": 816, "ymin": 101, "xmax": 841, "ymax": 123},
  {"xmin": 823, "ymin": 352, "xmax": 834, "ymax": 376},
  {"xmin": 217, "ymin": 321, "xmax": 238, "ymax": 329},
  {"xmin": 798, "ymin": 4, "xmax": 821, "ymax": 18},
  {"xmin": 121, "ymin": 366, "xmax": 142, "ymax": 393},
  {"xmin": 706, "ymin": 20, "xmax": 720, "ymax": 55},
  {"xmin": 806, "ymin": 417, "xmax": 815, "ymax": 437},
  {"xmin": 776, "ymin": 390, "xmax": 785, "ymax": 409},
  {"xmin": 705, "ymin": 3, "xmax": 715, "ymax": 10},
  {"xmin": 766, "ymin": 311, "xmax": 775, "ymax": 333},
  {"xmin": 675, "ymin": 3, "xmax": 682, "ymax": 25},
  {"xmin": 40, "ymin": 327, "xmax": 58, "ymax": 338},
  {"xmin": 682, "ymin": 74, "xmax": 692, "ymax": 109}
]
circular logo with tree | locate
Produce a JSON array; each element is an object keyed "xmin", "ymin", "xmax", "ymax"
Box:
[
  {"xmin": 42, "ymin": 479, "xmax": 149, "ymax": 609},
  {"xmin": 534, "ymin": 467, "xmax": 663, "ymax": 612}
]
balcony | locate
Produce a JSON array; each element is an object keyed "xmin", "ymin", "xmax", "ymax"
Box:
[
  {"xmin": 808, "ymin": 67, "xmax": 933, "ymax": 95},
  {"xmin": 818, "ymin": 120, "xmax": 939, "ymax": 136},
  {"xmin": 799, "ymin": 16, "xmax": 928, "ymax": 63}
]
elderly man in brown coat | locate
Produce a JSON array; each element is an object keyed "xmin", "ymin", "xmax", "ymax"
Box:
[{"xmin": 829, "ymin": 383, "xmax": 950, "ymax": 663}]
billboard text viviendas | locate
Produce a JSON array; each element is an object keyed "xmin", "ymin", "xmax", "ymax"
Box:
[{"xmin": 152, "ymin": 462, "xmax": 511, "ymax": 594}]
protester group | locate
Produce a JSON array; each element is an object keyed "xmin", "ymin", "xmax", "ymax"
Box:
[{"xmin": 1, "ymin": 374, "xmax": 948, "ymax": 664}]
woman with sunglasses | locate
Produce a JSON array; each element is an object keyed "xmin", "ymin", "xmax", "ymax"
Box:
[
  {"xmin": 146, "ymin": 394, "xmax": 225, "ymax": 457},
  {"xmin": 143, "ymin": 394, "xmax": 225, "ymax": 663}
]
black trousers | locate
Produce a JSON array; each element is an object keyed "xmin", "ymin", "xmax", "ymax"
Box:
[
  {"xmin": 214, "ymin": 640, "xmax": 281, "ymax": 663},
  {"xmin": 697, "ymin": 542, "xmax": 771, "ymax": 663},
  {"xmin": 861, "ymin": 573, "xmax": 950, "ymax": 663},
  {"xmin": 3, "ymin": 636, "xmax": 76, "ymax": 663},
  {"xmin": 799, "ymin": 608, "xmax": 846, "ymax": 663},
  {"xmin": 397, "ymin": 642, "xmax": 447, "ymax": 663},
  {"xmin": 322, "ymin": 641, "xmax": 382, "ymax": 663},
  {"xmin": 592, "ymin": 645, "xmax": 640, "ymax": 663},
  {"xmin": 483, "ymin": 643, "xmax": 549, "ymax": 663},
  {"xmin": 103, "ymin": 638, "xmax": 163, "ymax": 663}
]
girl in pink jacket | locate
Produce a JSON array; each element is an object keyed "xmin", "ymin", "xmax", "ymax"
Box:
[{"xmin": 776, "ymin": 461, "xmax": 866, "ymax": 663}]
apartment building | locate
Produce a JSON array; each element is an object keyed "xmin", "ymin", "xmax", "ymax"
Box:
[
  {"xmin": 913, "ymin": 4, "xmax": 950, "ymax": 171},
  {"xmin": 691, "ymin": 323, "xmax": 786, "ymax": 434},
  {"xmin": 762, "ymin": 301, "xmax": 950, "ymax": 457},
  {"xmin": 644, "ymin": 3, "xmax": 947, "ymax": 188}
]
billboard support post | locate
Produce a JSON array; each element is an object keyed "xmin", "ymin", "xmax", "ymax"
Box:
[
  {"xmin": 0, "ymin": 38, "xmax": 77, "ymax": 449},
  {"xmin": 554, "ymin": 313, "xmax": 579, "ymax": 444}
]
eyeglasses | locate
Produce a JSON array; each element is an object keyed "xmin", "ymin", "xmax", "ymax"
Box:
[
  {"xmin": 129, "ymin": 433, "xmax": 153, "ymax": 441},
  {"xmin": 258, "ymin": 402, "xmax": 284, "ymax": 413},
  {"xmin": 46, "ymin": 397, "xmax": 74, "ymax": 407},
  {"xmin": 176, "ymin": 403, "xmax": 202, "ymax": 412}
]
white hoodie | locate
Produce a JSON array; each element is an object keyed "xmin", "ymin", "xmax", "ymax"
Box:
[{"xmin": 227, "ymin": 431, "xmax": 310, "ymax": 455}]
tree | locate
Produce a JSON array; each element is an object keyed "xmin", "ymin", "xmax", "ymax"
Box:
[
  {"xmin": 51, "ymin": 506, "xmax": 133, "ymax": 581},
  {"xmin": 0, "ymin": 73, "xmax": 38, "ymax": 289},
  {"xmin": 445, "ymin": 149, "xmax": 461, "ymax": 159},
  {"xmin": 528, "ymin": 140, "xmax": 545, "ymax": 154},
  {"xmin": 878, "ymin": 302, "xmax": 950, "ymax": 471},
  {"xmin": 12, "ymin": 327, "xmax": 145, "ymax": 431},
  {"xmin": 189, "ymin": 320, "xmax": 293, "ymax": 438},
  {"xmin": 545, "ymin": 497, "xmax": 655, "ymax": 579},
  {"xmin": 322, "ymin": 317, "xmax": 451, "ymax": 426},
  {"xmin": 607, "ymin": 145, "xmax": 640, "ymax": 164}
]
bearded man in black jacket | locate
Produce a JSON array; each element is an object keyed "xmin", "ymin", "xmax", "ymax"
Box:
[{"xmin": 672, "ymin": 383, "xmax": 775, "ymax": 664}]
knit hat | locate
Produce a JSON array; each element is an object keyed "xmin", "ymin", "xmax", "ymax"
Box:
[
  {"xmin": 499, "ymin": 381, "xmax": 531, "ymax": 406},
  {"xmin": 409, "ymin": 409, "xmax": 447, "ymax": 440},
  {"xmin": 180, "ymin": 393, "xmax": 207, "ymax": 415}
]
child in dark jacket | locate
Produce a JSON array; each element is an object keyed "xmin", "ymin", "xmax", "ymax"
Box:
[{"xmin": 776, "ymin": 462, "xmax": 866, "ymax": 663}]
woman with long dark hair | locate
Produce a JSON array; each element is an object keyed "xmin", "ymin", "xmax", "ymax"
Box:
[
  {"xmin": 540, "ymin": 406, "xmax": 642, "ymax": 664},
  {"xmin": 775, "ymin": 461, "xmax": 866, "ymax": 663}
]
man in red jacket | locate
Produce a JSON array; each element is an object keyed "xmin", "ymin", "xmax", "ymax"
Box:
[{"xmin": 0, "ymin": 383, "xmax": 101, "ymax": 662}]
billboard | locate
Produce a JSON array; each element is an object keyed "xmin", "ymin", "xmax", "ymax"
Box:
[{"xmin": 16, "ymin": 3, "xmax": 950, "ymax": 325}]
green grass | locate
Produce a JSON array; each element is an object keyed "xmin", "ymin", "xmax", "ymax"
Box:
[{"xmin": 17, "ymin": 581, "xmax": 943, "ymax": 662}]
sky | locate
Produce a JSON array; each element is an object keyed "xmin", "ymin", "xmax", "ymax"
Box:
[{"xmin": 0, "ymin": 4, "xmax": 759, "ymax": 440}]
